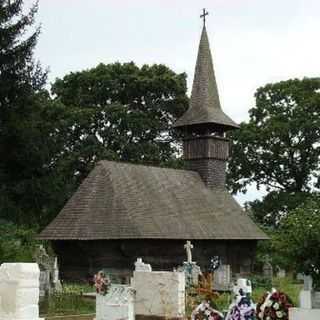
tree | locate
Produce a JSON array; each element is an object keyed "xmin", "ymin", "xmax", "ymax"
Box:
[
  {"xmin": 51, "ymin": 62, "xmax": 188, "ymax": 182},
  {"xmin": 227, "ymin": 78, "xmax": 320, "ymax": 226},
  {"xmin": 275, "ymin": 197, "xmax": 320, "ymax": 289},
  {"xmin": 0, "ymin": 0, "xmax": 50, "ymax": 225}
]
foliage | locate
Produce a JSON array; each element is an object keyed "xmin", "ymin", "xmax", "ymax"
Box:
[
  {"xmin": 275, "ymin": 197, "xmax": 320, "ymax": 289},
  {"xmin": 0, "ymin": 1, "xmax": 188, "ymax": 227},
  {"xmin": 0, "ymin": 0, "xmax": 55, "ymax": 226},
  {"xmin": 250, "ymin": 275, "xmax": 272, "ymax": 291},
  {"xmin": 228, "ymin": 78, "xmax": 320, "ymax": 227},
  {"xmin": 50, "ymin": 62, "xmax": 188, "ymax": 182},
  {"xmin": 0, "ymin": 221, "xmax": 39, "ymax": 263}
]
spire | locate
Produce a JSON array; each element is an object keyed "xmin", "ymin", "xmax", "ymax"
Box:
[{"xmin": 174, "ymin": 23, "xmax": 239, "ymax": 131}]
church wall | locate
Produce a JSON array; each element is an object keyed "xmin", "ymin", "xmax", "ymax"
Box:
[{"xmin": 52, "ymin": 239, "xmax": 257, "ymax": 282}]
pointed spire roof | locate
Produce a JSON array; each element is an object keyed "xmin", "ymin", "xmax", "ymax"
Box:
[{"xmin": 174, "ymin": 26, "xmax": 239, "ymax": 130}]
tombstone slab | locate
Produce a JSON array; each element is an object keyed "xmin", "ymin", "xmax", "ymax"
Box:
[
  {"xmin": 289, "ymin": 307, "xmax": 320, "ymax": 320},
  {"xmin": 95, "ymin": 284, "xmax": 135, "ymax": 320},
  {"xmin": 177, "ymin": 262, "xmax": 201, "ymax": 287},
  {"xmin": 0, "ymin": 263, "xmax": 43, "ymax": 320},
  {"xmin": 213, "ymin": 264, "xmax": 231, "ymax": 291},
  {"xmin": 132, "ymin": 270, "xmax": 185, "ymax": 319}
]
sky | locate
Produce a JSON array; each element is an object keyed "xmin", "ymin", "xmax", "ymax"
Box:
[{"xmin": 25, "ymin": 0, "xmax": 320, "ymax": 204}]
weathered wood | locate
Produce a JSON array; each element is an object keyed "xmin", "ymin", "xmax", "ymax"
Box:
[{"xmin": 52, "ymin": 239, "xmax": 257, "ymax": 281}]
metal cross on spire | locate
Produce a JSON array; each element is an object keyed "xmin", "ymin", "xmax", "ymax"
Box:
[{"xmin": 200, "ymin": 8, "xmax": 209, "ymax": 26}]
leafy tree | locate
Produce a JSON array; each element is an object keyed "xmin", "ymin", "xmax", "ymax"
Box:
[
  {"xmin": 275, "ymin": 197, "xmax": 320, "ymax": 289},
  {"xmin": 51, "ymin": 62, "xmax": 188, "ymax": 182},
  {"xmin": 228, "ymin": 78, "xmax": 320, "ymax": 226}
]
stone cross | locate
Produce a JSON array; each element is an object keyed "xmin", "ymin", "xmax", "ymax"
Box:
[
  {"xmin": 184, "ymin": 241, "xmax": 194, "ymax": 263},
  {"xmin": 200, "ymin": 8, "xmax": 209, "ymax": 26}
]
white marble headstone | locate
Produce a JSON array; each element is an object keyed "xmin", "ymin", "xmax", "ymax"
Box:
[
  {"xmin": 0, "ymin": 263, "xmax": 43, "ymax": 320},
  {"xmin": 132, "ymin": 269, "xmax": 185, "ymax": 319},
  {"xmin": 134, "ymin": 258, "xmax": 152, "ymax": 272},
  {"xmin": 95, "ymin": 285, "xmax": 135, "ymax": 320}
]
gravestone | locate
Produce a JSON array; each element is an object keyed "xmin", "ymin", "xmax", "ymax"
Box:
[
  {"xmin": 276, "ymin": 267, "xmax": 286, "ymax": 278},
  {"xmin": 0, "ymin": 263, "xmax": 43, "ymax": 320},
  {"xmin": 263, "ymin": 256, "xmax": 273, "ymax": 279},
  {"xmin": 134, "ymin": 258, "xmax": 152, "ymax": 272},
  {"xmin": 290, "ymin": 308, "xmax": 320, "ymax": 320},
  {"xmin": 33, "ymin": 245, "xmax": 62, "ymax": 296},
  {"xmin": 299, "ymin": 275, "xmax": 312, "ymax": 309},
  {"xmin": 291, "ymin": 274, "xmax": 320, "ymax": 320},
  {"xmin": 95, "ymin": 284, "xmax": 135, "ymax": 320},
  {"xmin": 177, "ymin": 241, "xmax": 202, "ymax": 287},
  {"xmin": 213, "ymin": 264, "xmax": 231, "ymax": 291},
  {"xmin": 132, "ymin": 259, "xmax": 185, "ymax": 319}
]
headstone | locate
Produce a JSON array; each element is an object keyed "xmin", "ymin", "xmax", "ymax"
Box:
[
  {"xmin": 213, "ymin": 264, "xmax": 231, "ymax": 291},
  {"xmin": 33, "ymin": 245, "xmax": 53, "ymax": 297},
  {"xmin": 0, "ymin": 263, "xmax": 43, "ymax": 320},
  {"xmin": 312, "ymin": 291, "xmax": 320, "ymax": 309},
  {"xmin": 95, "ymin": 284, "xmax": 135, "ymax": 320},
  {"xmin": 177, "ymin": 241, "xmax": 201, "ymax": 287},
  {"xmin": 33, "ymin": 245, "xmax": 62, "ymax": 296},
  {"xmin": 263, "ymin": 260, "xmax": 273, "ymax": 279},
  {"xmin": 178, "ymin": 262, "xmax": 201, "ymax": 287},
  {"xmin": 289, "ymin": 308, "xmax": 320, "ymax": 320},
  {"xmin": 303, "ymin": 275, "xmax": 313, "ymax": 291},
  {"xmin": 299, "ymin": 275, "xmax": 313, "ymax": 309},
  {"xmin": 132, "ymin": 262, "xmax": 185, "ymax": 319},
  {"xmin": 134, "ymin": 258, "xmax": 152, "ymax": 272},
  {"xmin": 276, "ymin": 266, "xmax": 286, "ymax": 278},
  {"xmin": 52, "ymin": 257, "xmax": 62, "ymax": 292}
]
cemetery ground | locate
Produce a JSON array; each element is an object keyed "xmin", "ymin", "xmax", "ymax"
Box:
[{"xmin": 38, "ymin": 276, "xmax": 301, "ymax": 319}]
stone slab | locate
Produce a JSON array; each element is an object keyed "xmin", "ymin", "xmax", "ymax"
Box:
[
  {"xmin": 132, "ymin": 271, "xmax": 185, "ymax": 319},
  {"xmin": 299, "ymin": 290, "xmax": 312, "ymax": 309},
  {"xmin": 289, "ymin": 307, "xmax": 320, "ymax": 320},
  {"xmin": 0, "ymin": 263, "xmax": 43, "ymax": 320},
  {"xmin": 95, "ymin": 285, "xmax": 134, "ymax": 320}
]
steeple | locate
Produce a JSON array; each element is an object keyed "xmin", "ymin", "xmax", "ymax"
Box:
[
  {"xmin": 175, "ymin": 13, "xmax": 238, "ymax": 189},
  {"xmin": 174, "ymin": 25, "xmax": 239, "ymax": 131}
]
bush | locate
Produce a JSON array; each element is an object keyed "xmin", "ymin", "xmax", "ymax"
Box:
[{"xmin": 0, "ymin": 221, "xmax": 39, "ymax": 263}]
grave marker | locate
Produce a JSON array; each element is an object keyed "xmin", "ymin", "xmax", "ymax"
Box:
[{"xmin": 0, "ymin": 263, "xmax": 43, "ymax": 320}]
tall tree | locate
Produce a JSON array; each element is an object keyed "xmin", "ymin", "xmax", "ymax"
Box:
[
  {"xmin": 0, "ymin": 0, "xmax": 49, "ymax": 225},
  {"xmin": 227, "ymin": 78, "xmax": 320, "ymax": 226},
  {"xmin": 51, "ymin": 62, "xmax": 188, "ymax": 182}
]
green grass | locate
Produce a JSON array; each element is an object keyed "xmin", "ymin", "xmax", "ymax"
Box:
[{"xmin": 40, "ymin": 283, "xmax": 95, "ymax": 317}]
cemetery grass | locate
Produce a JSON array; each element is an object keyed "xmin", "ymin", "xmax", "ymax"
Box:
[{"xmin": 40, "ymin": 283, "xmax": 95, "ymax": 317}]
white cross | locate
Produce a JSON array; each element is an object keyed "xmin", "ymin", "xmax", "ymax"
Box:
[{"xmin": 184, "ymin": 240, "xmax": 194, "ymax": 263}]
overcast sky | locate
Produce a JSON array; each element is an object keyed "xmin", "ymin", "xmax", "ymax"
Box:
[{"xmin": 26, "ymin": 0, "xmax": 320, "ymax": 204}]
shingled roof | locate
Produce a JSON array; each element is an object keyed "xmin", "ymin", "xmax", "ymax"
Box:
[
  {"xmin": 174, "ymin": 26, "xmax": 239, "ymax": 130},
  {"xmin": 39, "ymin": 161, "xmax": 267, "ymax": 240}
]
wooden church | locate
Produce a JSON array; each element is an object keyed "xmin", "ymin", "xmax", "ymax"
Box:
[{"xmin": 39, "ymin": 20, "xmax": 267, "ymax": 281}]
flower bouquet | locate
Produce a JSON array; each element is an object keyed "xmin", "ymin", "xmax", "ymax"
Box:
[
  {"xmin": 226, "ymin": 291, "xmax": 256, "ymax": 320},
  {"xmin": 256, "ymin": 289, "xmax": 293, "ymax": 320},
  {"xmin": 191, "ymin": 301, "xmax": 224, "ymax": 320},
  {"xmin": 94, "ymin": 270, "xmax": 111, "ymax": 295}
]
